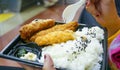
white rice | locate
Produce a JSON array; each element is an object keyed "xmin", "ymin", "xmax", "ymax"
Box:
[{"xmin": 39, "ymin": 26, "xmax": 104, "ymax": 70}]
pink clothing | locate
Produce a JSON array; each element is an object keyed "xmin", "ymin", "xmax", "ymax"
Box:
[{"xmin": 109, "ymin": 34, "xmax": 120, "ymax": 69}]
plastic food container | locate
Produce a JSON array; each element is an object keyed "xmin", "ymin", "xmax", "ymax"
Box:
[{"xmin": 0, "ymin": 22, "xmax": 108, "ymax": 70}]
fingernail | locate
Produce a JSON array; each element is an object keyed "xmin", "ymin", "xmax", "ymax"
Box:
[
  {"xmin": 85, "ymin": 1, "xmax": 87, "ymax": 5},
  {"xmin": 96, "ymin": 14, "xmax": 99, "ymax": 17},
  {"xmin": 44, "ymin": 55, "xmax": 46, "ymax": 60}
]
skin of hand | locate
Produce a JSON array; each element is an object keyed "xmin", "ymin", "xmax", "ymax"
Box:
[
  {"xmin": 42, "ymin": 54, "xmax": 56, "ymax": 70},
  {"xmin": 86, "ymin": 0, "xmax": 120, "ymax": 37},
  {"xmin": 20, "ymin": 54, "xmax": 56, "ymax": 70}
]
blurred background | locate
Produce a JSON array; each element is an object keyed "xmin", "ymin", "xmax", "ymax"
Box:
[{"xmin": 0, "ymin": 0, "xmax": 79, "ymax": 36}]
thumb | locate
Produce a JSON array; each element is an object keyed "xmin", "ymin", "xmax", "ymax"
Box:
[
  {"xmin": 86, "ymin": 0, "xmax": 101, "ymax": 17},
  {"xmin": 43, "ymin": 54, "xmax": 56, "ymax": 70}
]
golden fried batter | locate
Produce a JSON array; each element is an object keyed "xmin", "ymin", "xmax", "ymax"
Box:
[
  {"xmin": 35, "ymin": 30, "xmax": 75, "ymax": 46},
  {"xmin": 30, "ymin": 21, "xmax": 78, "ymax": 42},
  {"xmin": 19, "ymin": 19, "xmax": 55, "ymax": 40}
]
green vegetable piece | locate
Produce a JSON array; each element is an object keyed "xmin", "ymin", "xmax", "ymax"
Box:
[{"xmin": 16, "ymin": 48, "xmax": 27, "ymax": 57}]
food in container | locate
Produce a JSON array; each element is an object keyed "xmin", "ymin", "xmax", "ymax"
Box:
[{"xmin": 0, "ymin": 19, "xmax": 107, "ymax": 70}]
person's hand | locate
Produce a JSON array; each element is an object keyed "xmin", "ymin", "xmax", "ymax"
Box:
[
  {"xmin": 42, "ymin": 54, "xmax": 56, "ymax": 70},
  {"xmin": 86, "ymin": 0, "xmax": 120, "ymax": 36},
  {"xmin": 21, "ymin": 54, "xmax": 56, "ymax": 70},
  {"xmin": 86, "ymin": 0, "xmax": 119, "ymax": 25}
]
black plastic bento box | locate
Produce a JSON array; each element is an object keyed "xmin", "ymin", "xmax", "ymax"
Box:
[{"xmin": 0, "ymin": 22, "xmax": 108, "ymax": 70}]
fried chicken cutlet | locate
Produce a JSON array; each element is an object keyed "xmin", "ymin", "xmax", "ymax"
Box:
[
  {"xmin": 19, "ymin": 19, "xmax": 55, "ymax": 40},
  {"xmin": 30, "ymin": 21, "xmax": 79, "ymax": 42},
  {"xmin": 35, "ymin": 30, "xmax": 75, "ymax": 46}
]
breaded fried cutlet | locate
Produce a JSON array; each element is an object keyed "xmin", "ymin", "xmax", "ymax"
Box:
[
  {"xmin": 35, "ymin": 30, "xmax": 75, "ymax": 46},
  {"xmin": 30, "ymin": 21, "xmax": 78, "ymax": 42},
  {"xmin": 19, "ymin": 19, "xmax": 55, "ymax": 40}
]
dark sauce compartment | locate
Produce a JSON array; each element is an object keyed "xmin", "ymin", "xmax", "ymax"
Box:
[
  {"xmin": 9, "ymin": 42, "xmax": 42, "ymax": 59},
  {"xmin": 0, "ymin": 23, "xmax": 108, "ymax": 70},
  {"xmin": 0, "ymin": 35, "xmax": 43, "ymax": 67}
]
